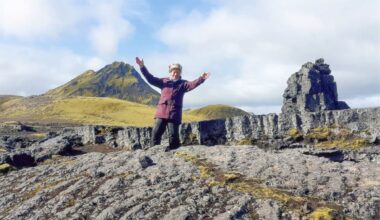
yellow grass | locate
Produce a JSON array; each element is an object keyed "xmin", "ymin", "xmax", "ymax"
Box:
[
  {"xmin": 29, "ymin": 132, "xmax": 48, "ymax": 139},
  {"xmin": 0, "ymin": 96, "xmax": 205, "ymax": 127},
  {"xmin": 45, "ymin": 70, "xmax": 96, "ymax": 97},
  {"xmin": 289, "ymin": 128, "xmax": 303, "ymax": 140},
  {"xmin": 309, "ymin": 207, "xmax": 334, "ymax": 220},
  {"xmin": 0, "ymin": 163, "xmax": 11, "ymax": 173},
  {"xmin": 185, "ymin": 104, "xmax": 249, "ymax": 120},
  {"xmin": 0, "ymin": 95, "xmax": 22, "ymax": 106},
  {"xmin": 174, "ymin": 151, "xmax": 343, "ymax": 217}
]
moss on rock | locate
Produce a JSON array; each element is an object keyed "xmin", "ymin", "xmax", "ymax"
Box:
[
  {"xmin": 0, "ymin": 163, "xmax": 11, "ymax": 173},
  {"xmin": 288, "ymin": 128, "xmax": 304, "ymax": 142}
]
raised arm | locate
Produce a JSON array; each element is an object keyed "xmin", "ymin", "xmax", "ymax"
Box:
[
  {"xmin": 136, "ymin": 57, "xmax": 163, "ymax": 89},
  {"xmin": 184, "ymin": 72, "xmax": 210, "ymax": 92}
]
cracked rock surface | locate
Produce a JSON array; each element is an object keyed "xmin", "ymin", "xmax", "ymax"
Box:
[{"xmin": 1, "ymin": 144, "xmax": 379, "ymax": 220}]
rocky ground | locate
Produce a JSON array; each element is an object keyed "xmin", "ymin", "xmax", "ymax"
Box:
[
  {"xmin": 1, "ymin": 59, "xmax": 379, "ymax": 219},
  {"xmin": 1, "ymin": 134, "xmax": 379, "ymax": 219}
]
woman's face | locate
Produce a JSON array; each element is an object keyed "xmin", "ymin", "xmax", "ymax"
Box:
[{"xmin": 170, "ymin": 68, "xmax": 181, "ymax": 80}]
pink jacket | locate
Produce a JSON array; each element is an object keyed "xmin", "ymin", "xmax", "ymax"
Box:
[{"xmin": 140, "ymin": 66, "xmax": 205, "ymax": 123}]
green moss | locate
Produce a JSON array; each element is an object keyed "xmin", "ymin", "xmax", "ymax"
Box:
[
  {"xmin": 0, "ymin": 146, "xmax": 6, "ymax": 153},
  {"xmin": 228, "ymin": 181, "xmax": 305, "ymax": 203},
  {"xmin": 306, "ymin": 128, "xmax": 332, "ymax": 142},
  {"xmin": 0, "ymin": 163, "xmax": 11, "ymax": 173},
  {"xmin": 248, "ymin": 211, "xmax": 260, "ymax": 219},
  {"xmin": 174, "ymin": 151, "xmax": 199, "ymax": 163},
  {"xmin": 207, "ymin": 180, "xmax": 220, "ymax": 187},
  {"xmin": 182, "ymin": 133, "xmax": 199, "ymax": 146},
  {"xmin": 309, "ymin": 207, "xmax": 334, "ymax": 220},
  {"xmin": 106, "ymin": 73, "xmax": 138, "ymax": 87},
  {"xmin": 29, "ymin": 132, "xmax": 47, "ymax": 139},
  {"xmin": 46, "ymin": 70, "xmax": 96, "ymax": 97},
  {"xmin": 362, "ymin": 128, "xmax": 371, "ymax": 135},
  {"xmin": 305, "ymin": 127, "xmax": 370, "ymax": 150},
  {"xmin": 116, "ymin": 171, "xmax": 134, "ymax": 178},
  {"xmin": 174, "ymin": 151, "xmax": 346, "ymax": 218},
  {"xmin": 43, "ymin": 156, "xmax": 76, "ymax": 165},
  {"xmin": 289, "ymin": 128, "xmax": 303, "ymax": 141},
  {"xmin": 223, "ymin": 172, "xmax": 242, "ymax": 182},
  {"xmin": 237, "ymin": 138, "xmax": 254, "ymax": 145},
  {"xmin": 199, "ymin": 165, "xmax": 212, "ymax": 178},
  {"xmin": 316, "ymin": 138, "xmax": 368, "ymax": 150},
  {"xmin": 64, "ymin": 198, "xmax": 77, "ymax": 209},
  {"xmin": 23, "ymin": 180, "xmax": 64, "ymax": 200}
]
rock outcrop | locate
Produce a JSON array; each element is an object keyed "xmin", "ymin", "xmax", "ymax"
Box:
[
  {"xmin": 0, "ymin": 134, "xmax": 81, "ymax": 168},
  {"xmin": 73, "ymin": 107, "xmax": 380, "ymax": 150},
  {"xmin": 282, "ymin": 58, "xmax": 349, "ymax": 115}
]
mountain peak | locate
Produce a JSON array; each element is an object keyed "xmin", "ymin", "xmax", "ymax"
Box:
[{"xmin": 45, "ymin": 61, "xmax": 159, "ymax": 105}]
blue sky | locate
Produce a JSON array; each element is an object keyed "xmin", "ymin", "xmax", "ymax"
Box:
[{"xmin": 0, "ymin": 0, "xmax": 379, "ymax": 114}]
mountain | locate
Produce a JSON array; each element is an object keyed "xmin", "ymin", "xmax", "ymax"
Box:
[{"xmin": 45, "ymin": 61, "xmax": 160, "ymax": 106}]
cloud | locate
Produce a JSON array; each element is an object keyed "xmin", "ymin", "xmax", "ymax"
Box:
[
  {"xmin": 0, "ymin": 0, "xmax": 378, "ymax": 115},
  {"xmin": 0, "ymin": 43, "xmax": 105, "ymax": 96},
  {"xmin": 0, "ymin": 0, "xmax": 142, "ymax": 56},
  {"xmin": 155, "ymin": 0, "xmax": 380, "ymax": 113},
  {"xmin": 0, "ymin": 0, "xmax": 82, "ymax": 39},
  {"xmin": 88, "ymin": 2, "xmax": 134, "ymax": 56},
  {"xmin": 0, "ymin": 0, "xmax": 146, "ymax": 97},
  {"xmin": 345, "ymin": 95, "xmax": 380, "ymax": 109}
]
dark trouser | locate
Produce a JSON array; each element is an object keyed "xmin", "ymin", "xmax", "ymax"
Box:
[{"xmin": 151, "ymin": 118, "xmax": 180, "ymax": 149}]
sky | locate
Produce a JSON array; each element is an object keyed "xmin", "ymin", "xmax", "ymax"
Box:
[{"xmin": 0, "ymin": 0, "xmax": 379, "ymax": 114}]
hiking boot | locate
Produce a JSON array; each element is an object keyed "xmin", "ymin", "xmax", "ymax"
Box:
[{"xmin": 164, "ymin": 145, "xmax": 180, "ymax": 152}]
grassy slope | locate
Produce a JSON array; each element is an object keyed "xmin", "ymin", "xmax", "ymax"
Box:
[
  {"xmin": 185, "ymin": 104, "xmax": 250, "ymax": 120},
  {"xmin": 45, "ymin": 70, "xmax": 96, "ymax": 97},
  {"xmin": 46, "ymin": 69, "xmax": 140, "ymax": 98},
  {"xmin": 0, "ymin": 96, "xmax": 202, "ymax": 127},
  {"xmin": 0, "ymin": 97, "xmax": 248, "ymax": 127},
  {"xmin": 0, "ymin": 96, "xmax": 248, "ymax": 127},
  {"xmin": 0, "ymin": 95, "xmax": 22, "ymax": 106}
]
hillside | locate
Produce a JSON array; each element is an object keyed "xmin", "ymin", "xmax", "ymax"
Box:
[
  {"xmin": 0, "ymin": 96, "xmax": 246, "ymax": 127},
  {"xmin": 185, "ymin": 104, "xmax": 250, "ymax": 120},
  {"xmin": 0, "ymin": 95, "xmax": 22, "ymax": 106},
  {"xmin": 45, "ymin": 61, "xmax": 160, "ymax": 106},
  {"xmin": 0, "ymin": 96, "xmax": 199, "ymax": 127}
]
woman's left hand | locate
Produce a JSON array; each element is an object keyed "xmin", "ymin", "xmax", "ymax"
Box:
[{"xmin": 201, "ymin": 72, "xmax": 210, "ymax": 80}]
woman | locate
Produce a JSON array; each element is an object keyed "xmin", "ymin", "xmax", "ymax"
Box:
[{"xmin": 136, "ymin": 57, "xmax": 210, "ymax": 151}]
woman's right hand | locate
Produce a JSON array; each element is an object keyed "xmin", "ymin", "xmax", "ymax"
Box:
[{"xmin": 135, "ymin": 57, "xmax": 144, "ymax": 68}]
